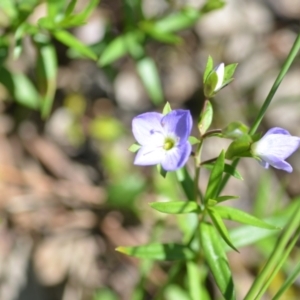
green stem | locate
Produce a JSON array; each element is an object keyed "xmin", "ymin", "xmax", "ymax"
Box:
[
  {"xmin": 244, "ymin": 199, "xmax": 300, "ymax": 300},
  {"xmin": 218, "ymin": 32, "xmax": 300, "ymax": 195}
]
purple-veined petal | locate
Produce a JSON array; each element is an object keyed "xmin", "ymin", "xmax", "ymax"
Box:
[
  {"xmin": 132, "ymin": 112, "xmax": 164, "ymax": 146},
  {"xmin": 161, "ymin": 142, "xmax": 191, "ymax": 171},
  {"xmin": 263, "ymin": 127, "xmax": 291, "ymax": 137},
  {"xmin": 261, "ymin": 154, "xmax": 293, "ymax": 173},
  {"xmin": 134, "ymin": 145, "xmax": 165, "ymax": 166},
  {"xmin": 254, "ymin": 134, "xmax": 300, "ymax": 160},
  {"xmin": 214, "ymin": 63, "xmax": 224, "ymax": 91},
  {"xmin": 161, "ymin": 110, "xmax": 192, "ymax": 145}
]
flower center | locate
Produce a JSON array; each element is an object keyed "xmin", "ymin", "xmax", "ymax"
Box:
[{"xmin": 163, "ymin": 137, "xmax": 175, "ymax": 150}]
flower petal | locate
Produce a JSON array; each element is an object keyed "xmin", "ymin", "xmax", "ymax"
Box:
[
  {"xmin": 262, "ymin": 155, "xmax": 293, "ymax": 173},
  {"xmin": 161, "ymin": 110, "xmax": 192, "ymax": 145},
  {"xmin": 255, "ymin": 134, "xmax": 300, "ymax": 160},
  {"xmin": 161, "ymin": 142, "xmax": 191, "ymax": 171},
  {"xmin": 134, "ymin": 145, "xmax": 165, "ymax": 166},
  {"xmin": 214, "ymin": 63, "xmax": 224, "ymax": 91},
  {"xmin": 132, "ymin": 112, "xmax": 164, "ymax": 146},
  {"xmin": 263, "ymin": 127, "xmax": 291, "ymax": 136}
]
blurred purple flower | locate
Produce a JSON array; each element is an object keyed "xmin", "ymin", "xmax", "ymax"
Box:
[
  {"xmin": 132, "ymin": 110, "xmax": 192, "ymax": 171},
  {"xmin": 251, "ymin": 127, "xmax": 300, "ymax": 173}
]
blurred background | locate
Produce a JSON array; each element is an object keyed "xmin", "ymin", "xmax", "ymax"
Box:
[{"xmin": 0, "ymin": 0, "xmax": 300, "ymax": 299}]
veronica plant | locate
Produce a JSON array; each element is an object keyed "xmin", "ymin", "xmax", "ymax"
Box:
[{"xmin": 119, "ymin": 34, "xmax": 300, "ymax": 300}]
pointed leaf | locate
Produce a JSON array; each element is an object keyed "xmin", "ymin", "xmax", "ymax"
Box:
[
  {"xmin": 199, "ymin": 222, "xmax": 236, "ymax": 300},
  {"xmin": 208, "ymin": 207, "xmax": 238, "ymax": 251},
  {"xmin": 150, "ymin": 201, "xmax": 200, "ymax": 214},
  {"xmin": 136, "ymin": 56, "xmax": 163, "ymax": 105},
  {"xmin": 203, "ymin": 162, "xmax": 243, "ymax": 180},
  {"xmin": 203, "ymin": 56, "xmax": 214, "ymax": 83},
  {"xmin": 198, "ymin": 100, "xmax": 213, "ymax": 136},
  {"xmin": 223, "ymin": 63, "xmax": 238, "ymax": 85},
  {"xmin": 162, "ymin": 102, "xmax": 172, "ymax": 115},
  {"xmin": 128, "ymin": 143, "xmax": 141, "ymax": 153},
  {"xmin": 53, "ymin": 30, "xmax": 97, "ymax": 60},
  {"xmin": 116, "ymin": 243, "xmax": 196, "ymax": 260},
  {"xmin": 204, "ymin": 70, "xmax": 218, "ymax": 98},
  {"xmin": 188, "ymin": 136, "xmax": 200, "ymax": 145},
  {"xmin": 216, "ymin": 195, "xmax": 239, "ymax": 203},
  {"xmin": 214, "ymin": 206, "xmax": 278, "ymax": 229},
  {"xmin": 204, "ymin": 151, "xmax": 225, "ymax": 203}
]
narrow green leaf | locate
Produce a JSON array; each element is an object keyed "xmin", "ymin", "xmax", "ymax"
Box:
[
  {"xmin": 187, "ymin": 261, "xmax": 203, "ymax": 300},
  {"xmin": 65, "ymin": 0, "xmax": 77, "ymax": 16},
  {"xmin": 215, "ymin": 195, "xmax": 239, "ymax": 203},
  {"xmin": 208, "ymin": 207, "xmax": 238, "ymax": 252},
  {"xmin": 199, "ymin": 222, "xmax": 236, "ymax": 300},
  {"xmin": 201, "ymin": 0, "xmax": 226, "ymax": 13},
  {"xmin": 164, "ymin": 285, "xmax": 191, "ymax": 300},
  {"xmin": 162, "ymin": 102, "xmax": 172, "ymax": 115},
  {"xmin": 214, "ymin": 206, "xmax": 278, "ymax": 229},
  {"xmin": 203, "ymin": 162, "xmax": 243, "ymax": 180},
  {"xmin": 35, "ymin": 37, "xmax": 57, "ymax": 118},
  {"xmin": 204, "ymin": 150, "xmax": 225, "ymax": 203},
  {"xmin": 53, "ymin": 30, "xmax": 97, "ymax": 60},
  {"xmin": 128, "ymin": 143, "xmax": 141, "ymax": 153},
  {"xmin": 203, "ymin": 56, "xmax": 214, "ymax": 83},
  {"xmin": 155, "ymin": 7, "xmax": 201, "ymax": 33},
  {"xmin": 198, "ymin": 100, "xmax": 213, "ymax": 136},
  {"xmin": 116, "ymin": 243, "xmax": 196, "ymax": 260},
  {"xmin": 0, "ymin": 67, "xmax": 40, "ymax": 109},
  {"xmin": 176, "ymin": 167, "xmax": 194, "ymax": 200},
  {"xmin": 150, "ymin": 201, "xmax": 200, "ymax": 214},
  {"xmin": 136, "ymin": 56, "xmax": 163, "ymax": 105}
]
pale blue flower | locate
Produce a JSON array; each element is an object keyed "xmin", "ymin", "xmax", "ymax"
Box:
[
  {"xmin": 132, "ymin": 110, "xmax": 192, "ymax": 171},
  {"xmin": 251, "ymin": 127, "xmax": 300, "ymax": 173}
]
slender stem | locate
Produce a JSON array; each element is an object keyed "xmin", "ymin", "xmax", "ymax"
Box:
[
  {"xmin": 202, "ymin": 129, "xmax": 222, "ymax": 138},
  {"xmin": 194, "ymin": 139, "xmax": 204, "ymax": 205},
  {"xmin": 244, "ymin": 199, "xmax": 300, "ymax": 300},
  {"xmin": 218, "ymin": 32, "xmax": 300, "ymax": 196}
]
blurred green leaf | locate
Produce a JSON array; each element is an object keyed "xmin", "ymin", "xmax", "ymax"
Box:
[
  {"xmin": 198, "ymin": 100, "xmax": 213, "ymax": 136},
  {"xmin": 93, "ymin": 288, "xmax": 118, "ymax": 300},
  {"xmin": 204, "ymin": 150, "xmax": 225, "ymax": 203},
  {"xmin": 65, "ymin": 0, "xmax": 77, "ymax": 17},
  {"xmin": 164, "ymin": 285, "xmax": 192, "ymax": 300},
  {"xmin": 136, "ymin": 56, "xmax": 164, "ymax": 105},
  {"xmin": 0, "ymin": 0, "xmax": 17, "ymax": 20},
  {"xmin": 116, "ymin": 243, "xmax": 196, "ymax": 260},
  {"xmin": 208, "ymin": 207, "xmax": 238, "ymax": 252},
  {"xmin": 199, "ymin": 222, "xmax": 236, "ymax": 300},
  {"xmin": 47, "ymin": 0, "xmax": 65, "ymax": 21},
  {"xmin": 201, "ymin": 0, "xmax": 226, "ymax": 13},
  {"xmin": 140, "ymin": 21, "xmax": 182, "ymax": 44},
  {"xmin": 35, "ymin": 35, "xmax": 57, "ymax": 118},
  {"xmin": 202, "ymin": 162, "xmax": 243, "ymax": 180},
  {"xmin": 214, "ymin": 206, "xmax": 278, "ymax": 229},
  {"xmin": 0, "ymin": 37, "xmax": 9, "ymax": 65},
  {"xmin": 150, "ymin": 201, "xmax": 200, "ymax": 214},
  {"xmin": 155, "ymin": 7, "xmax": 201, "ymax": 33},
  {"xmin": 0, "ymin": 67, "xmax": 40, "ymax": 109},
  {"xmin": 90, "ymin": 116, "xmax": 124, "ymax": 141},
  {"xmin": 98, "ymin": 31, "xmax": 144, "ymax": 66},
  {"xmin": 53, "ymin": 30, "xmax": 97, "ymax": 60},
  {"xmin": 215, "ymin": 195, "xmax": 239, "ymax": 203}
]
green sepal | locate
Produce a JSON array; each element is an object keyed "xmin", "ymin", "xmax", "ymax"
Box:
[
  {"xmin": 188, "ymin": 136, "xmax": 200, "ymax": 145},
  {"xmin": 150, "ymin": 201, "xmax": 200, "ymax": 214},
  {"xmin": 225, "ymin": 136, "xmax": 253, "ymax": 160},
  {"xmin": 203, "ymin": 56, "xmax": 214, "ymax": 83},
  {"xmin": 116, "ymin": 243, "xmax": 196, "ymax": 260},
  {"xmin": 223, "ymin": 63, "xmax": 238, "ymax": 86},
  {"xmin": 128, "ymin": 143, "xmax": 141, "ymax": 153},
  {"xmin": 204, "ymin": 70, "xmax": 218, "ymax": 98},
  {"xmin": 214, "ymin": 206, "xmax": 279, "ymax": 229},
  {"xmin": 204, "ymin": 151, "xmax": 225, "ymax": 203},
  {"xmin": 162, "ymin": 102, "xmax": 172, "ymax": 115},
  {"xmin": 157, "ymin": 164, "xmax": 167, "ymax": 178},
  {"xmin": 199, "ymin": 222, "xmax": 236, "ymax": 300},
  {"xmin": 198, "ymin": 100, "xmax": 213, "ymax": 136},
  {"xmin": 222, "ymin": 121, "xmax": 249, "ymax": 140},
  {"xmin": 208, "ymin": 207, "xmax": 238, "ymax": 252}
]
